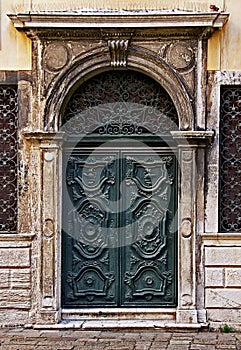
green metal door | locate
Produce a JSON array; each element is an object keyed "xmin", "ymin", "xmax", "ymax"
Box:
[{"xmin": 62, "ymin": 144, "xmax": 177, "ymax": 307}]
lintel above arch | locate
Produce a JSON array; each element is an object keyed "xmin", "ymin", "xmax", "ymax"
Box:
[{"xmin": 9, "ymin": 9, "xmax": 229, "ymax": 31}]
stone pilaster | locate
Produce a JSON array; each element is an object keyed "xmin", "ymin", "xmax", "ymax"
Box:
[{"xmin": 23, "ymin": 132, "xmax": 66, "ymax": 324}]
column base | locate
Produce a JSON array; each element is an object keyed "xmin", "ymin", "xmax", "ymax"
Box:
[{"xmin": 176, "ymin": 309, "xmax": 198, "ymax": 324}]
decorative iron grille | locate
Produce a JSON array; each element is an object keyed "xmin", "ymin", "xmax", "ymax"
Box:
[
  {"xmin": 219, "ymin": 86, "xmax": 241, "ymax": 232},
  {"xmin": 62, "ymin": 71, "xmax": 179, "ymax": 135},
  {"xmin": 0, "ymin": 86, "xmax": 18, "ymax": 232}
]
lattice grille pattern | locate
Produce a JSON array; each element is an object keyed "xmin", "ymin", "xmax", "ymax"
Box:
[
  {"xmin": 62, "ymin": 71, "xmax": 179, "ymax": 134},
  {"xmin": 220, "ymin": 86, "xmax": 241, "ymax": 232},
  {"xmin": 0, "ymin": 86, "xmax": 18, "ymax": 232}
]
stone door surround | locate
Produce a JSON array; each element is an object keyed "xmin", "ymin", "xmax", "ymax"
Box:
[{"xmin": 9, "ymin": 10, "xmax": 228, "ymax": 326}]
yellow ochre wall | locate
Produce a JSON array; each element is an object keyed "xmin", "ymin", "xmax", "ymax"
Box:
[{"xmin": 0, "ymin": 0, "xmax": 240, "ymax": 71}]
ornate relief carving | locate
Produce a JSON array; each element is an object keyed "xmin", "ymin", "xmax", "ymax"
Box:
[
  {"xmin": 182, "ymin": 150, "xmax": 193, "ymax": 162},
  {"xmin": 133, "ymin": 208, "xmax": 167, "ymax": 259},
  {"xmin": 181, "ymin": 217, "xmax": 192, "ymax": 238},
  {"xmin": 63, "ymin": 149, "xmax": 177, "ymax": 307},
  {"xmin": 43, "ymin": 218, "xmax": 54, "ymax": 239},
  {"xmin": 166, "ymin": 42, "xmax": 195, "ymax": 71},
  {"xmin": 156, "ymin": 40, "xmax": 196, "ymax": 96},
  {"xmin": 42, "ymin": 224, "xmax": 55, "ymax": 299},
  {"xmin": 62, "ymin": 70, "xmax": 178, "ymax": 133},
  {"xmin": 181, "ymin": 293, "xmax": 193, "ymax": 307},
  {"xmin": 124, "ymin": 264, "xmax": 173, "ymax": 301},
  {"xmin": 43, "ymin": 43, "xmax": 69, "ymax": 72},
  {"xmin": 67, "ymin": 266, "xmax": 115, "ymax": 301}
]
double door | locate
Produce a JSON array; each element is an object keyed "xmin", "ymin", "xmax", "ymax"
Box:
[{"xmin": 62, "ymin": 144, "xmax": 177, "ymax": 307}]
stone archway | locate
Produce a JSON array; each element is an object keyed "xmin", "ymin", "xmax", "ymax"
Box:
[
  {"xmin": 43, "ymin": 48, "xmax": 194, "ymax": 132},
  {"xmin": 9, "ymin": 10, "xmax": 228, "ymax": 326},
  {"xmin": 60, "ymin": 70, "xmax": 179, "ymax": 309}
]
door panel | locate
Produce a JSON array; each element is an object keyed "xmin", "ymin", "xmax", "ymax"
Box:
[
  {"xmin": 62, "ymin": 150, "xmax": 119, "ymax": 306},
  {"xmin": 62, "ymin": 147, "xmax": 177, "ymax": 307},
  {"xmin": 120, "ymin": 151, "xmax": 177, "ymax": 306}
]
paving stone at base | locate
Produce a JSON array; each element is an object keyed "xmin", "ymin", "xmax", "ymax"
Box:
[
  {"xmin": 193, "ymin": 339, "xmax": 217, "ymax": 345},
  {"xmin": 78, "ymin": 345, "xmax": 99, "ymax": 350},
  {"xmin": 172, "ymin": 332, "xmax": 197, "ymax": 337},
  {"xmin": 133, "ymin": 343, "xmax": 152, "ymax": 350},
  {"xmin": 1, "ymin": 346, "xmax": 36, "ymax": 350},
  {"xmin": 217, "ymin": 339, "xmax": 236, "ymax": 345},
  {"xmin": 119, "ymin": 332, "xmax": 142, "ymax": 339},
  {"xmin": 167, "ymin": 345, "xmax": 190, "ymax": 350},
  {"xmin": 190, "ymin": 345, "xmax": 216, "ymax": 350},
  {"xmin": 153, "ymin": 333, "xmax": 172, "ymax": 341},
  {"xmin": 2, "ymin": 327, "xmax": 241, "ymax": 349},
  {"xmin": 171, "ymin": 335, "xmax": 194, "ymax": 341},
  {"xmin": 36, "ymin": 346, "xmax": 74, "ymax": 350},
  {"xmin": 169, "ymin": 339, "xmax": 192, "ymax": 344},
  {"xmin": 107, "ymin": 345, "xmax": 131, "ymax": 350},
  {"xmin": 9, "ymin": 339, "xmax": 39, "ymax": 345}
]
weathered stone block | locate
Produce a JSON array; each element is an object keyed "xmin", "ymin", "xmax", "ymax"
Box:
[
  {"xmin": 0, "ymin": 290, "xmax": 31, "ymax": 309},
  {"xmin": 207, "ymin": 308, "xmax": 241, "ymax": 323},
  {"xmin": 11, "ymin": 269, "xmax": 31, "ymax": 289},
  {"xmin": 205, "ymin": 247, "xmax": 241, "ymax": 266},
  {"xmin": 0, "ymin": 310, "xmax": 29, "ymax": 325},
  {"xmin": 0, "ymin": 269, "xmax": 10, "ymax": 288},
  {"xmin": 206, "ymin": 289, "xmax": 241, "ymax": 308},
  {"xmin": 225, "ymin": 268, "xmax": 241, "ymax": 287},
  {"xmin": 205, "ymin": 268, "xmax": 224, "ymax": 287},
  {"xmin": 0, "ymin": 248, "xmax": 30, "ymax": 267}
]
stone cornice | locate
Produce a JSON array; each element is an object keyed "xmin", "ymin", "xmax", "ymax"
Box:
[
  {"xmin": 23, "ymin": 131, "xmax": 66, "ymax": 139},
  {"xmin": 8, "ymin": 10, "xmax": 229, "ymax": 31},
  {"xmin": 171, "ymin": 130, "xmax": 214, "ymax": 147}
]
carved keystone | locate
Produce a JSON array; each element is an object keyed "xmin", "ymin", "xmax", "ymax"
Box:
[{"xmin": 108, "ymin": 39, "xmax": 129, "ymax": 67}]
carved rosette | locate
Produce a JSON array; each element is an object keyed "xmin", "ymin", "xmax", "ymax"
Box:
[
  {"xmin": 43, "ymin": 42, "xmax": 69, "ymax": 72},
  {"xmin": 42, "ymin": 42, "xmax": 70, "ymax": 93},
  {"xmin": 158, "ymin": 41, "xmax": 196, "ymax": 97},
  {"xmin": 166, "ymin": 42, "xmax": 195, "ymax": 72}
]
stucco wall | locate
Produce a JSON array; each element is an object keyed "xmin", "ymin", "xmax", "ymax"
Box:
[{"xmin": 0, "ymin": 0, "xmax": 31, "ymax": 70}]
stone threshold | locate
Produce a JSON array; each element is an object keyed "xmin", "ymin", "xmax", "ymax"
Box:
[
  {"xmin": 61, "ymin": 307, "xmax": 177, "ymax": 320},
  {"xmin": 31, "ymin": 320, "xmax": 208, "ymax": 330}
]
